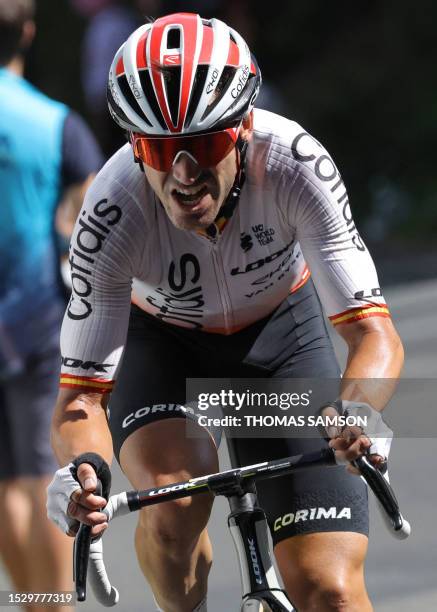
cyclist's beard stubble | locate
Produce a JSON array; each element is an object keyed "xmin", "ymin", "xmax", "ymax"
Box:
[{"xmin": 143, "ymin": 148, "xmax": 238, "ymax": 231}]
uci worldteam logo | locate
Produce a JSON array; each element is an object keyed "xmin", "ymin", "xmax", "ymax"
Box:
[{"xmin": 240, "ymin": 224, "xmax": 276, "ymax": 252}]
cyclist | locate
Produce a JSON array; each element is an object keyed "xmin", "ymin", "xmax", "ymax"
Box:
[
  {"xmin": 48, "ymin": 14, "xmax": 404, "ymax": 612},
  {"xmin": 0, "ymin": 0, "xmax": 103, "ymax": 607}
]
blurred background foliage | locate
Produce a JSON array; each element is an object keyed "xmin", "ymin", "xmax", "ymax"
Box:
[{"xmin": 27, "ymin": 0, "xmax": 437, "ymax": 252}]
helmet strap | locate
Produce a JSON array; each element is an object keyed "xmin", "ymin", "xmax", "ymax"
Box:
[
  {"xmin": 204, "ymin": 135, "xmax": 248, "ymax": 239},
  {"xmin": 226, "ymin": 133, "xmax": 248, "ymax": 209}
]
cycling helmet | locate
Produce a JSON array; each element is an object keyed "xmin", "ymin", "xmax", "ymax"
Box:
[{"xmin": 107, "ymin": 12, "xmax": 261, "ymax": 136}]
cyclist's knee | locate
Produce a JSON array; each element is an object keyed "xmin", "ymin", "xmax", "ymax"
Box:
[
  {"xmin": 283, "ymin": 563, "xmax": 369, "ymax": 611},
  {"xmin": 137, "ymin": 478, "xmax": 213, "ymax": 551},
  {"xmin": 276, "ymin": 533, "xmax": 369, "ymax": 611},
  {"xmin": 294, "ymin": 576, "xmax": 353, "ymax": 611}
]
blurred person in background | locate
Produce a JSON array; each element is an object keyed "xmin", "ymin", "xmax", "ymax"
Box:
[
  {"xmin": 0, "ymin": 0, "xmax": 103, "ymax": 607},
  {"xmin": 222, "ymin": 1, "xmax": 286, "ymax": 115},
  {"xmin": 70, "ymin": 0, "xmax": 139, "ymax": 157}
]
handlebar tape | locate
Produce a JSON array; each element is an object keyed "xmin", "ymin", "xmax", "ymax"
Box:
[{"xmin": 71, "ymin": 452, "xmax": 112, "ymax": 501}]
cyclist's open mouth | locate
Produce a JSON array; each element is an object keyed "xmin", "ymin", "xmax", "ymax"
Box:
[{"xmin": 172, "ymin": 185, "xmax": 209, "ymax": 209}]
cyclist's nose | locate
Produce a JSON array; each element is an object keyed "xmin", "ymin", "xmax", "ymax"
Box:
[{"xmin": 171, "ymin": 151, "xmax": 202, "ymax": 185}]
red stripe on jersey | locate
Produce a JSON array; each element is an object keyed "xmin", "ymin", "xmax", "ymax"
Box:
[
  {"xmin": 330, "ymin": 303, "xmax": 389, "ymax": 320},
  {"xmin": 290, "ymin": 266, "xmax": 311, "ymax": 294},
  {"xmin": 226, "ymin": 39, "xmax": 240, "ymax": 67},
  {"xmin": 198, "ymin": 26, "xmax": 214, "ymax": 64},
  {"xmin": 60, "ymin": 382, "xmax": 113, "ymax": 394},
  {"xmin": 116, "ymin": 57, "xmax": 125, "ymax": 76},
  {"xmin": 136, "ymin": 31, "xmax": 149, "ymax": 70},
  {"xmin": 60, "ymin": 373, "xmax": 114, "ymax": 385},
  {"xmin": 329, "ymin": 304, "xmax": 390, "ymax": 326}
]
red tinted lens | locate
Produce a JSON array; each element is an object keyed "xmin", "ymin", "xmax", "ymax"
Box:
[{"xmin": 132, "ymin": 129, "xmax": 238, "ymax": 171}]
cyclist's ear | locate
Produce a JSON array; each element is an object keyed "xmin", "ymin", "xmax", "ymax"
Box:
[{"xmin": 240, "ymin": 111, "xmax": 254, "ymax": 142}]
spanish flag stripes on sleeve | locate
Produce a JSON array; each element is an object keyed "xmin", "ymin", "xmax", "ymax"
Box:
[
  {"xmin": 329, "ymin": 304, "xmax": 390, "ymax": 326},
  {"xmin": 59, "ymin": 374, "xmax": 115, "ymax": 394}
]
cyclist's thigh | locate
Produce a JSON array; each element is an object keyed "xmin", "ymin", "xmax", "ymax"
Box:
[
  {"xmin": 109, "ymin": 306, "xmax": 221, "ymax": 471},
  {"xmin": 2, "ymin": 345, "xmax": 60, "ymax": 480},
  {"xmin": 226, "ymin": 279, "xmax": 368, "ymax": 545}
]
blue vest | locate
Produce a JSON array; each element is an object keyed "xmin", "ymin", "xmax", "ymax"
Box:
[{"xmin": 0, "ymin": 68, "xmax": 67, "ymax": 364}]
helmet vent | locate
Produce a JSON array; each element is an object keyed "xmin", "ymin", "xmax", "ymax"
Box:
[
  {"xmin": 138, "ymin": 69, "xmax": 168, "ymax": 131},
  {"xmin": 163, "ymin": 66, "xmax": 182, "ymax": 126},
  {"xmin": 185, "ymin": 65, "xmax": 209, "ymax": 128},
  {"xmin": 200, "ymin": 66, "xmax": 236, "ymax": 121},
  {"xmin": 166, "ymin": 27, "xmax": 181, "ymax": 49},
  {"xmin": 117, "ymin": 74, "xmax": 152, "ymax": 127},
  {"xmin": 106, "ymin": 85, "xmax": 132, "ymax": 127}
]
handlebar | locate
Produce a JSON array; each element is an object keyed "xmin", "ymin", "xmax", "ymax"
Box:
[
  {"xmin": 74, "ymin": 481, "xmax": 103, "ymax": 602},
  {"xmin": 353, "ymin": 455, "xmax": 411, "ymax": 539},
  {"xmin": 73, "ymin": 448, "xmax": 410, "ymax": 606}
]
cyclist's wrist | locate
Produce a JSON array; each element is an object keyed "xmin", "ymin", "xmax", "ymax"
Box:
[{"xmin": 320, "ymin": 399, "xmax": 393, "ymax": 461}]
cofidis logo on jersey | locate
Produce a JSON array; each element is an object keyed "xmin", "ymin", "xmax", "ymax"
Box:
[
  {"xmin": 291, "ymin": 132, "xmax": 366, "ymax": 252},
  {"xmin": 146, "ymin": 253, "xmax": 205, "ymax": 330},
  {"xmin": 67, "ymin": 199, "xmax": 122, "ymax": 320}
]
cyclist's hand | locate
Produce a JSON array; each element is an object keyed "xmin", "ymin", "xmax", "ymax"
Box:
[
  {"xmin": 47, "ymin": 462, "xmax": 108, "ymax": 537},
  {"xmin": 68, "ymin": 463, "xmax": 109, "ymax": 536},
  {"xmin": 321, "ymin": 400, "xmax": 393, "ymax": 476}
]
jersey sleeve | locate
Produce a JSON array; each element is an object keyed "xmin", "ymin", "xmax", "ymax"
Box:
[
  {"xmin": 280, "ymin": 127, "xmax": 390, "ymax": 326},
  {"xmin": 59, "ymin": 172, "xmax": 145, "ymax": 393}
]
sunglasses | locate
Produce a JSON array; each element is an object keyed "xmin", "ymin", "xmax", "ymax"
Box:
[{"xmin": 131, "ymin": 126, "xmax": 240, "ymax": 172}]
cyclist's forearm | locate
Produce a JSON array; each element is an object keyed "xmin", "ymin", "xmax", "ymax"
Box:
[
  {"xmin": 339, "ymin": 318, "xmax": 404, "ymax": 410},
  {"xmin": 343, "ymin": 328, "xmax": 404, "ymax": 377},
  {"xmin": 51, "ymin": 390, "xmax": 113, "ymax": 466}
]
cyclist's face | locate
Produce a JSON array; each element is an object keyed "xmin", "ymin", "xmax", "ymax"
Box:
[{"xmin": 143, "ymin": 146, "xmax": 238, "ymax": 231}]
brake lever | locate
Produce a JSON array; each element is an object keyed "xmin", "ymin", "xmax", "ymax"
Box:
[
  {"xmin": 353, "ymin": 455, "xmax": 410, "ymax": 538},
  {"xmin": 73, "ymin": 479, "xmax": 102, "ymax": 601}
]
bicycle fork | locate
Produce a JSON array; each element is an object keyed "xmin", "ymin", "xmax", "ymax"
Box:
[{"xmin": 227, "ymin": 492, "xmax": 295, "ymax": 612}]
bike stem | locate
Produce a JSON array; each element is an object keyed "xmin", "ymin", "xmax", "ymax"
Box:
[
  {"xmin": 228, "ymin": 492, "xmax": 295, "ymax": 611},
  {"xmin": 207, "ymin": 472, "xmax": 294, "ymax": 611},
  {"xmin": 228, "ymin": 490, "xmax": 280, "ymax": 595}
]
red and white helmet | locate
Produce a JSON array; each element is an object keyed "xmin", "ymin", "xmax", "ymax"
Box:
[{"xmin": 107, "ymin": 12, "xmax": 261, "ymax": 136}]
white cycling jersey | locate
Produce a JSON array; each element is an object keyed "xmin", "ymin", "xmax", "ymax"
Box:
[{"xmin": 60, "ymin": 109, "xmax": 389, "ymax": 394}]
